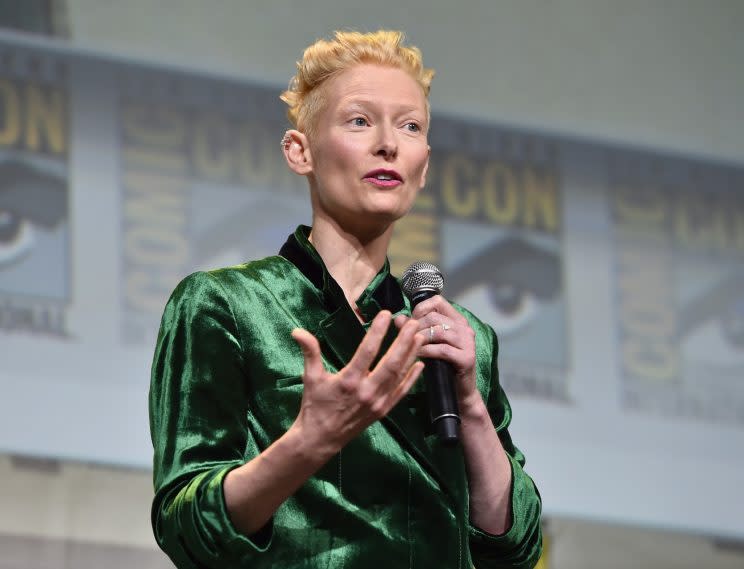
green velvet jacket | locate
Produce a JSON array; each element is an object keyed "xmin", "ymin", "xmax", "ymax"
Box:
[{"xmin": 149, "ymin": 226, "xmax": 542, "ymax": 569}]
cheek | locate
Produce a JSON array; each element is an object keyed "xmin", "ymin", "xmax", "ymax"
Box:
[
  {"xmin": 410, "ymin": 147, "xmax": 430, "ymax": 181},
  {"xmin": 319, "ymin": 137, "xmax": 364, "ymax": 172}
]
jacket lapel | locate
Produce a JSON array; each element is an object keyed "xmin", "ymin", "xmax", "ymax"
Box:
[
  {"xmin": 316, "ymin": 306, "xmax": 459, "ymax": 498},
  {"xmin": 279, "ymin": 226, "xmax": 458, "ymax": 497}
]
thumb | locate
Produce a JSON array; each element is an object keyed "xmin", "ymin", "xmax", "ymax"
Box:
[{"xmin": 291, "ymin": 328, "xmax": 324, "ymax": 383}]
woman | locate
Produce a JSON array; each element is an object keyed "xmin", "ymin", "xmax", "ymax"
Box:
[{"xmin": 150, "ymin": 30, "xmax": 542, "ymax": 569}]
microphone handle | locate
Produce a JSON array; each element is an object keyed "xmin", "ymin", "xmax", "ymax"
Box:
[
  {"xmin": 423, "ymin": 357, "xmax": 460, "ymax": 444},
  {"xmin": 409, "ymin": 289, "xmax": 460, "ymax": 444}
]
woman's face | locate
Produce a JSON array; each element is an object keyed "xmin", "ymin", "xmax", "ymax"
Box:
[{"xmin": 306, "ymin": 63, "xmax": 430, "ymax": 234}]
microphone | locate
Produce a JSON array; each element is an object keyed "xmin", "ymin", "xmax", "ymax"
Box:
[{"xmin": 401, "ymin": 262, "xmax": 460, "ymax": 444}]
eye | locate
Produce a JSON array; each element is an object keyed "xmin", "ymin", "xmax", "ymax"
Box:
[
  {"xmin": 350, "ymin": 117, "xmax": 368, "ymax": 127},
  {"xmin": 457, "ymin": 283, "xmax": 540, "ymax": 335},
  {"xmin": 721, "ymin": 303, "xmax": 744, "ymax": 348},
  {"xmin": 678, "ymin": 274, "xmax": 744, "ymax": 363},
  {"xmin": 446, "ymin": 236, "xmax": 561, "ymax": 338},
  {"xmin": 0, "ymin": 210, "xmax": 35, "ymax": 266},
  {"xmin": 404, "ymin": 122, "xmax": 421, "ymax": 133},
  {"xmin": 0, "ymin": 160, "xmax": 67, "ymax": 268}
]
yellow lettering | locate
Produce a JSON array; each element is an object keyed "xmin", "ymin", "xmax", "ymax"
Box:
[
  {"xmin": 523, "ymin": 167, "xmax": 559, "ymax": 231},
  {"xmin": 125, "ymin": 272, "xmax": 183, "ymax": 313},
  {"xmin": 674, "ymin": 193, "xmax": 739, "ymax": 252},
  {"xmin": 389, "ymin": 212, "xmax": 438, "ymax": 275},
  {"xmin": 0, "ymin": 79, "xmax": 21, "ymax": 146},
  {"xmin": 614, "ymin": 186, "xmax": 667, "ymax": 225},
  {"xmin": 125, "ymin": 225, "xmax": 189, "ymax": 266},
  {"xmin": 483, "ymin": 161, "xmax": 519, "ymax": 225},
  {"xmin": 734, "ymin": 208, "xmax": 744, "ymax": 251},
  {"xmin": 441, "ymin": 155, "xmax": 477, "ymax": 218},
  {"xmin": 123, "ymin": 146, "xmax": 188, "ymax": 173},
  {"xmin": 122, "ymin": 168, "xmax": 189, "ymax": 315},
  {"xmin": 123, "ymin": 172, "xmax": 186, "ymax": 227},
  {"xmin": 122, "ymin": 105, "xmax": 186, "ymax": 148},
  {"xmin": 192, "ymin": 113, "xmax": 233, "ymax": 181},
  {"xmin": 710, "ymin": 204, "xmax": 729, "ymax": 250},
  {"xmin": 25, "ymin": 84, "xmax": 65, "ymax": 154},
  {"xmin": 616, "ymin": 224, "xmax": 678, "ymax": 381},
  {"xmin": 622, "ymin": 338, "xmax": 678, "ymax": 380},
  {"xmin": 237, "ymin": 121, "xmax": 277, "ymax": 187},
  {"xmin": 674, "ymin": 194, "xmax": 707, "ymax": 248},
  {"xmin": 413, "ymin": 192, "xmax": 436, "ymax": 211}
]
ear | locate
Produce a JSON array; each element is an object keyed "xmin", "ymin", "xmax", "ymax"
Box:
[{"xmin": 282, "ymin": 129, "xmax": 313, "ymax": 176}]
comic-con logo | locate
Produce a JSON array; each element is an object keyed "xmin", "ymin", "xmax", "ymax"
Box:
[
  {"xmin": 0, "ymin": 61, "xmax": 69, "ymax": 337},
  {"xmin": 391, "ymin": 135, "xmax": 568, "ymax": 402},
  {"xmin": 612, "ymin": 158, "xmax": 744, "ymax": 424},
  {"xmin": 119, "ymin": 77, "xmax": 308, "ymax": 345}
]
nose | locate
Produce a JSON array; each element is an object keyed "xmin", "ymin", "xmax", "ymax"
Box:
[{"xmin": 374, "ymin": 124, "xmax": 397, "ymax": 159}]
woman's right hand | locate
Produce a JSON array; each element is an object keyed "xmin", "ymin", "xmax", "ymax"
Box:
[
  {"xmin": 290, "ymin": 310, "xmax": 425, "ymax": 457},
  {"xmin": 224, "ymin": 310, "xmax": 424, "ymax": 536}
]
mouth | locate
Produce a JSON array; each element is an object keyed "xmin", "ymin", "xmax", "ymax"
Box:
[{"xmin": 363, "ymin": 169, "xmax": 403, "ymax": 188}]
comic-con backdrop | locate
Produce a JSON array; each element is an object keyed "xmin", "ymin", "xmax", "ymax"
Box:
[{"xmin": 0, "ymin": 36, "xmax": 742, "ymax": 538}]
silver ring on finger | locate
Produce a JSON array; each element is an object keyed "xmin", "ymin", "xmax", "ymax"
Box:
[{"xmin": 429, "ymin": 325, "xmax": 435, "ymax": 342}]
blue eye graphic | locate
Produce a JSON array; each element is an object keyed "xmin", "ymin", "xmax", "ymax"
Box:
[
  {"xmin": 447, "ymin": 237, "xmax": 561, "ymax": 336},
  {"xmin": 0, "ymin": 159, "xmax": 67, "ymax": 268},
  {"xmin": 191, "ymin": 194, "xmax": 309, "ymax": 268},
  {"xmin": 0, "ymin": 209, "xmax": 35, "ymax": 264},
  {"xmin": 679, "ymin": 273, "xmax": 744, "ymax": 356}
]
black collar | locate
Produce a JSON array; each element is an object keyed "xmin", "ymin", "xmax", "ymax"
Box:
[{"xmin": 278, "ymin": 225, "xmax": 406, "ymax": 319}]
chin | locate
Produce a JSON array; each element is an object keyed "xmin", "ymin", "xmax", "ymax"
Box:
[
  {"xmin": 367, "ymin": 197, "xmax": 415, "ymax": 219},
  {"xmin": 338, "ymin": 209, "xmax": 403, "ymax": 237},
  {"xmin": 367, "ymin": 206, "xmax": 410, "ymax": 224}
]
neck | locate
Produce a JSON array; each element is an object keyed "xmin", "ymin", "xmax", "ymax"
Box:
[{"xmin": 309, "ymin": 214, "xmax": 393, "ymax": 313}]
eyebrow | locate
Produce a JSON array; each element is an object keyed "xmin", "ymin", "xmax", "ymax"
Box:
[{"xmin": 342, "ymin": 99, "xmax": 425, "ymax": 116}]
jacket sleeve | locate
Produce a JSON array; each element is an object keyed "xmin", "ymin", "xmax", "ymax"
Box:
[
  {"xmin": 467, "ymin": 323, "xmax": 543, "ymax": 569},
  {"xmin": 149, "ymin": 271, "xmax": 272, "ymax": 568}
]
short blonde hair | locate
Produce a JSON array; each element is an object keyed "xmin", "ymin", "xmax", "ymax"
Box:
[{"xmin": 281, "ymin": 30, "xmax": 434, "ymax": 136}]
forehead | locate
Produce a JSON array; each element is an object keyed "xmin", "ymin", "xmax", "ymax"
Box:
[{"xmin": 323, "ymin": 64, "xmax": 427, "ymax": 112}]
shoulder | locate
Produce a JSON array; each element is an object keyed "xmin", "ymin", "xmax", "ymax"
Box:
[
  {"xmin": 205, "ymin": 255, "xmax": 294, "ymax": 286},
  {"xmin": 159, "ymin": 256, "xmax": 298, "ymax": 331},
  {"xmin": 156, "ymin": 255, "xmax": 298, "ymax": 351},
  {"xmin": 169, "ymin": 255, "xmax": 294, "ymax": 301}
]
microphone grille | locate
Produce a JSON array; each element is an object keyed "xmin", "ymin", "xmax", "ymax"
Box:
[{"xmin": 401, "ymin": 261, "xmax": 444, "ymax": 297}]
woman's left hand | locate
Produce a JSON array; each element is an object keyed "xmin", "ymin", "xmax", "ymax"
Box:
[{"xmin": 394, "ymin": 295, "xmax": 480, "ymax": 411}]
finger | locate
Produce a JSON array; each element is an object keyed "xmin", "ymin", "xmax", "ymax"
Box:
[
  {"xmin": 408, "ymin": 312, "xmax": 434, "ymax": 329},
  {"xmin": 388, "ymin": 360, "xmax": 425, "ymax": 404},
  {"xmin": 291, "ymin": 328, "xmax": 324, "ymax": 382},
  {"xmin": 423, "ymin": 322, "xmax": 463, "ymax": 347},
  {"xmin": 403, "ymin": 360, "xmax": 425, "ymax": 391},
  {"xmin": 393, "ymin": 314, "xmax": 410, "ymax": 329},
  {"xmin": 412, "ymin": 296, "xmax": 468, "ymax": 325},
  {"xmin": 393, "ymin": 323, "xmax": 426, "ymax": 371},
  {"xmin": 373, "ymin": 319, "xmax": 422, "ymax": 384},
  {"xmin": 417, "ymin": 342, "xmax": 458, "ymax": 361},
  {"xmin": 347, "ymin": 310, "xmax": 392, "ymax": 374},
  {"xmin": 417, "ymin": 343, "xmax": 474, "ymax": 373},
  {"xmin": 401, "ymin": 329, "xmax": 427, "ymax": 372},
  {"xmin": 414, "ymin": 313, "xmax": 454, "ymax": 334}
]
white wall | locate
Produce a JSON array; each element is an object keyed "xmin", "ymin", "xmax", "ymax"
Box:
[
  {"xmin": 66, "ymin": 0, "xmax": 744, "ymax": 163},
  {"xmin": 1, "ymin": 3, "xmax": 743, "ymax": 567}
]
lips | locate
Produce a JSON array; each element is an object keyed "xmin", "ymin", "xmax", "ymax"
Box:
[{"xmin": 363, "ymin": 169, "xmax": 403, "ymax": 188}]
